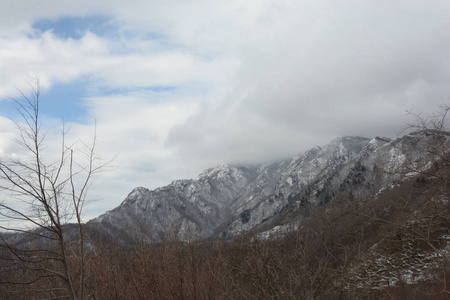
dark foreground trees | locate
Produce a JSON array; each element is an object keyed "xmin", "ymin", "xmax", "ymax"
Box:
[
  {"xmin": 0, "ymin": 79, "xmax": 107, "ymax": 299},
  {"xmin": 3, "ymin": 173, "xmax": 448, "ymax": 299}
]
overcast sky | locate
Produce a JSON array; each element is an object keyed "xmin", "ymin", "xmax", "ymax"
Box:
[{"xmin": 1, "ymin": 0, "xmax": 450, "ymax": 220}]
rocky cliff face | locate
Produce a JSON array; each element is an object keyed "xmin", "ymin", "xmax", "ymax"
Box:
[{"xmin": 88, "ymin": 131, "xmax": 450, "ymax": 241}]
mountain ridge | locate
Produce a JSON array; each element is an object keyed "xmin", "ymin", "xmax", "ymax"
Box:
[{"xmin": 88, "ymin": 131, "xmax": 449, "ymax": 241}]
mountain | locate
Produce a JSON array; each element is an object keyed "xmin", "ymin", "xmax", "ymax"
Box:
[{"xmin": 88, "ymin": 131, "xmax": 450, "ymax": 242}]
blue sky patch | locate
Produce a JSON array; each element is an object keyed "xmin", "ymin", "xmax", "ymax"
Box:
[
  {"xmin": 0, "ymin": 80, "xmax": 90, "ymax": 123},
  {"xmin": 33, "ymin": 15, "xmax": 116, "ymax": 40},
  {"xmin": 39, "ymin": 80, "xmax": 89, "ymax": 122},
  {"xmin": 0, "ymin": 82, "xmax": 183, "ymax": 124}
]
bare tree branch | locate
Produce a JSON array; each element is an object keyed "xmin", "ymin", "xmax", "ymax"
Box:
[{"xmin": 0, "ymin": 76, "xmax": 109, "ymax": 300}]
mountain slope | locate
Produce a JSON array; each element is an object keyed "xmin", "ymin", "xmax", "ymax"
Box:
[{"xmin": 88, "ymin": 131, "xmax": 450, "ymax": 241}]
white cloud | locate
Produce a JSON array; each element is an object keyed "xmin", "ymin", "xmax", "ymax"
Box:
[
  {"xmin": 0, "ymin": 31, "xmax": 227, "ymax": 98},
  {"xmin": 64, "ymin": 91, "xmax": 200, "ymax": 216},
  {"xmin": 2, "ymin": 0, "xmax": 450, "ymax": 217},
  {"xmin": 168, "ymin": 0, "xmax": 450, "ymax": 164}
]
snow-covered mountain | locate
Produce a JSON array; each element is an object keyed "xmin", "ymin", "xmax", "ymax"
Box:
[{"xmin": 88, "ymin": 131, "xmax": 449, "ymax": 241}]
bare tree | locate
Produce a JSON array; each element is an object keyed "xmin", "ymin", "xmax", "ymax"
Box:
[
  {"xmin": 0, "ymin": 78, "xmax": 107, "ymax": 300},
  {"xmin": 402, "ymin": 103, "xmax": 450, "ymax": 181}
]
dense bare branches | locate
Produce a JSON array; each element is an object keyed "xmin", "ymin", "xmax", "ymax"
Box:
[
  {"xmin": 404, "ymin": 103, "xmax": 450, "ymax": 134},
  {"xmin": 400, "ymin": 103, "xmax": 450, "ymax": 181},
  {"xmin": 0, "ymin": 176, "xmax": 448, "ymax": 299}
]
